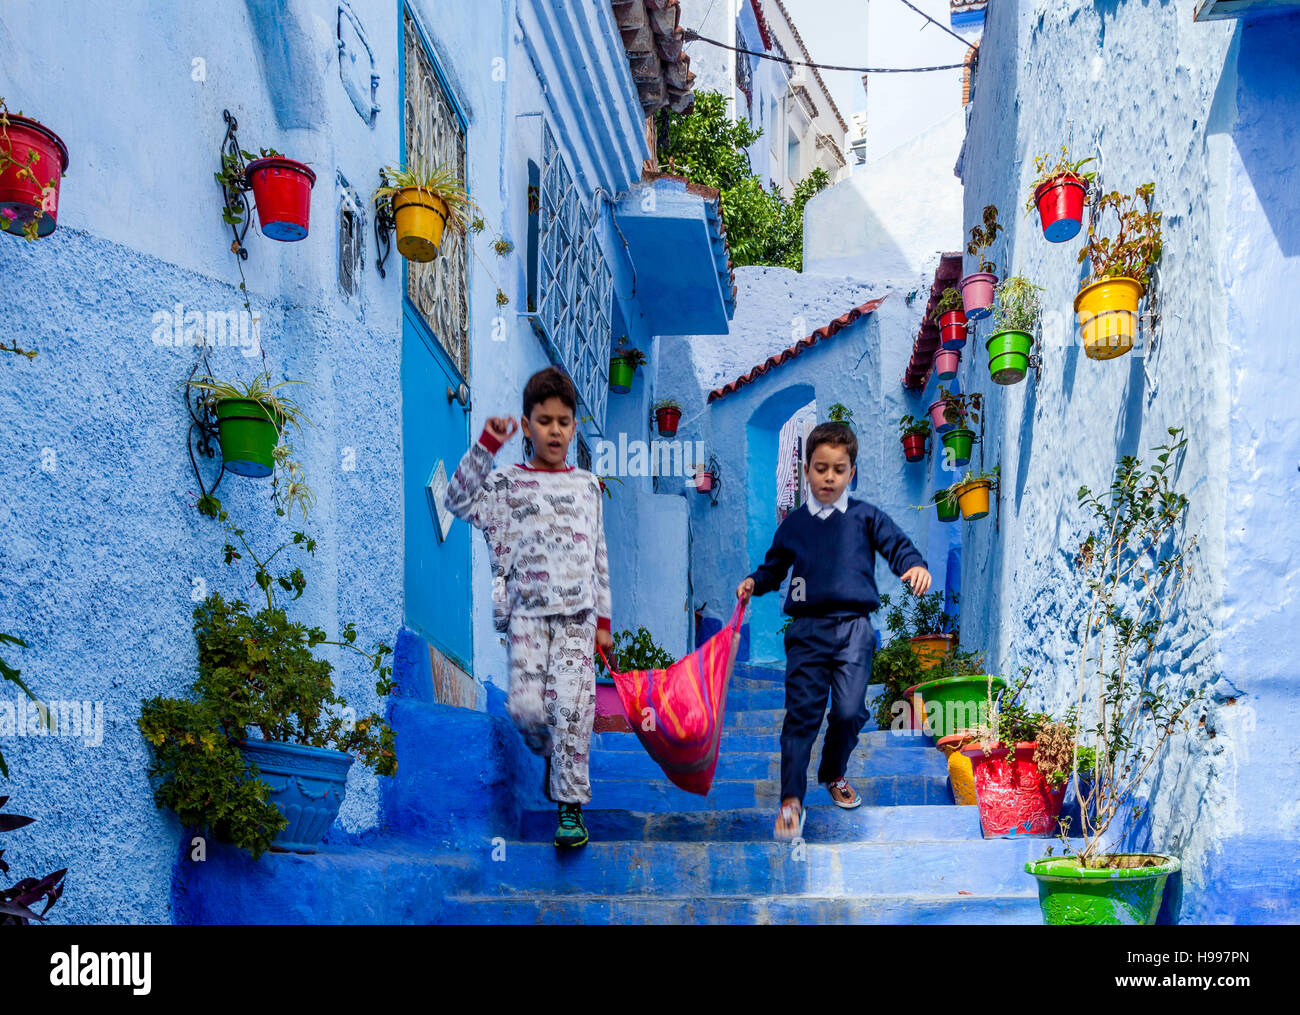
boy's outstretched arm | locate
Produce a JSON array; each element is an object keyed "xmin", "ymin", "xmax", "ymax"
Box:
[
  {"xmin": 444, "ymin": 416, "xmax": 517, "ymax": 529},
  {"xmin": 738, "ymin": 528, "xmax": 794, "ymax": 601},
  {"xmin": 867, "ymin": 505, "xmax": 931, "ymax": 595}
]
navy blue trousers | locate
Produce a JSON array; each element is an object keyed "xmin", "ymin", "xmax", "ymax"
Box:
[{"xmin": 780, "ymin": 614, "xmax": 876, "ymax": 804}]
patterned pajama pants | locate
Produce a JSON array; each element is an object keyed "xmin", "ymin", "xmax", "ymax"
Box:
[{"xmin": 506, "ymin": 610, "xmax": 597, "ymax": 805}]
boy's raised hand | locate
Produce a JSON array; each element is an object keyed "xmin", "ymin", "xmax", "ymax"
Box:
[
  {"xmin": 736, "ymin": 576, "xmax": 755, "ymax": 602},
  {"xmin": 485, "ymin": 416, "xmax": 519, "ymax": 444},
  {"xmin": 901, "ymin": 566, "xmax": 932, "ymax": 596}
]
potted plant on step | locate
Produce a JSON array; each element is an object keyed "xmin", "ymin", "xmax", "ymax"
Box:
[
  {"xmin": 594, "ymin": 626, "xmax": 676, "ymax": 733},
  {"xmin": 1074, "ymin": 182, "xmax": 1162, "ymax": 361},
  {"xmin": 915, "ymin": 649, "xmax": 1007, "ymax": 740},
  {"xmin": 898, "ymin": 414, "xmax": 930, "ymax": 463},
  {"xmin": 1026, "ymin": 145, "xmax": 1096, "ymax": 243},
  {"xmin": 0, "ymin": 99, "xmax": 69, "ymax": 241},
  {"xmin": 932, "ymin": 287, "xmax": 967, "ymax": 351},
  {"xmin": 653, "ymin": 398, "xmax": 682, "ymax": 437},
  {"xmin": 139, "ymin": 517, "xmax": 398, "ymax": 858},
  {"xmin": 960, "ymin": 672, "xmax": 1073, "ymax": 837},
  {"xmin": 881, "ymin": 586, "xmax": 958, "ymax": 672},
  {"xmin": 374, "ymin": 160, "xmax": 475, "ymax": 262},
  {"xmin": 987, "ymin": 275, "xmax": 1042, "ymax": 385},
  {"xmin": 189, "ymin": 371, "xmax": 313, "ymax": 479},
  {"xmin": 960, "ymin": 205, "xmax": 1002, "ymax": 320},
  {"xmin": 870, "ymin": 598, "xmax": 926, "ymax": 732},
  {"xmin": 953, "ymin": 464, "xmax": 998, "ymax": 520},
  {"xmin": 610, "ymin": 337, "xmax": 645, "ymax": 394},
  {"xmin": 1024, "ymin": 429, "xmax": 1201, "ymax": 925}
]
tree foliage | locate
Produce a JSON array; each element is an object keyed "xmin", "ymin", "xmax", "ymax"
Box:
[{"xmin": 659, "ymin": 91, "xmax": 829, "ymax": 271}]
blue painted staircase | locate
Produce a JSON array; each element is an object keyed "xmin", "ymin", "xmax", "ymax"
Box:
[
  {"xmin": 439, "ymin": 661, "xmax": 1065, "ymax": 924},
  {"xmin": 176, "ymin": 661, "xmax": 1067, "ymax": 924}
]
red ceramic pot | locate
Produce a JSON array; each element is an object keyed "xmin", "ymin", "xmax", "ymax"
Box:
[
  {"xmin": 0, "ymin": 114, "xmax": 69, "ymax": 238},
  {"xmin": 901, "ymin": 430, "xmax": 927, "ymax": 462},
  {"xmin": 962, "ymin": 741, "xmax": 1067, "ymax": 837},
  {"xmin": 933, "ymin": 348, "xmax": 961, "ymax": 381},
  {"xmin": 655, "ymin": 406, "xmax": 681, "ymax": 436},
  {"xmin": 939, "ymin": 310, "xmax": 968, "ymax": 350},
  {"xmin": 1035, "ymin": 173, "xmax": 1088, "ymax": 243},
  {"xmin": 246, "ymin": 157, "xmax": 317, "ymax": 241},
  {"xmin": 959, "ymin": 272, "xmax": 997, "ymax": 321}
]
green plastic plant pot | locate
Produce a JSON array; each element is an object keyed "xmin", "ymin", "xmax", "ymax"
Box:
[
  {"xmin": 1024, "ymin": 854, "xmax": 1180, "ymax": 925},
  {"xmin": 986, "ymin": 329, "xmax": 1033, "ymax": 385},
  {"xmin": 215, "ymin": 398, "xmax": 281, "ymax": 478},
  {"xmin": 941, "ymin": 427, "xmax": 975, "ymax": 467},
  {"xmin": 609, "ymin": 357, "xmax": 635, "ymax": 394},
  {"xmin": 934, "ymin": 491, "xmax": 960, "ymax": 523},
  {"xmin": 913, "ymin": 674, "xmax": 1007, "ymax": 738}
]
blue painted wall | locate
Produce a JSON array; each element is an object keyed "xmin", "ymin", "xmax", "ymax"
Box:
[{"xmin": 958, "ymin": 0, "xmax": 1299, "ymax": 922}]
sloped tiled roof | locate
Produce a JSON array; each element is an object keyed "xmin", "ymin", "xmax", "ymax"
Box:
[
  {"xmin": 904, "ymin": 252, "xmax": 963, "ymax": 390},
  {"xmin": 708, "ymin": 297, "xmax": 886, "ymax": 402},
  {"xmin": 750, "ymin": 0, "xmax": 774, "ymax": 51},
  {"xmin": 612, "ymin": 0, "xmax": 697, "ymax": 114}
]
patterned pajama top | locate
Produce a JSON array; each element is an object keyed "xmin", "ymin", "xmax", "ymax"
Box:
[{"xmin": 443, "ymin": 427, "xmax": 612, "ymax": 635}]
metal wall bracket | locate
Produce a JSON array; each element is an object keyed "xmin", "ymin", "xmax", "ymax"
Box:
[{"xmin": 218, "ymin": 109, "xmax": 252, "ymax": 261}]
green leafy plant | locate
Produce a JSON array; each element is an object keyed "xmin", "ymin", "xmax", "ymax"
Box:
[
  {"xmin": 1024, "ymin": 145, "xmax": 1097, "ymax": 215},
  {"xmin": 612, "ymin": 337, "xmax": 646, "ymax": 369},
  {"xmin": 935, "ymin": 385, "xmax": 983, "ymax": 429},
  {"xmin": 827, "ymin": 403, "xmax": 855, "ymax": 424},
  {"xmin": 495, "ymin": 289, "xmax": 509, "ymax": 308},
  {"xmin": 881, "ymin": 586, "xmax": 958, "ymax": 641},
  {"xmin": 373, "ymin": 160, "xmax": 477, "ymax": 234},
  {"xmin": 956, "ymin": 462, "xmax": 1000, "ymax": 488},
  {"xmin": 1079, "ymin": 183, "xmax": 1162, "ymax": 287},
  {"xmin": 931, "ymin": 287, "xmax": 964, "ymax": 322},
  {"xmin": 653, "ymin": 398, "xmax": 681, "ymax": 412},
  {"xmin": 493, "ymin": 237, "xmax": 514, "ymax": 256},
  {"xmin": 870, "ymin": 635, "xmax": 925, "ymax": 730},
  {"xmin": 595, "ymin": 625, "xmax": 676, "ymax": 680},
  {"xmin": 898, "ymin": 413, "xmax": 931, "ymax": 439},
  {"xmin": 0, "ymin": 634, "xmax": 48, "ymax": 779},
  {"xmin": 138, "ymin": 516, "xmax": 397, "ymax": 859},
  {"xmin": 659, "ymin": 90, "xmax": 829, "ymax": 271},
  {"xmin": 1, "ymin": 796, "xmax": 67, "ymax": 924},
  {"xmin": 0, "ymin": 97, "xmax": 64, "ymax": 244},
  {"xmin": 993, "ymin": 275, "xmax": 1043, "ymax": 333},
  {"xmin": 965, "ymin": 204, "xmax": 1002, "ymax": 275},
  {"xmin": 1065, "ymin": 427, "xmax": 1202, "ymax": 868}
]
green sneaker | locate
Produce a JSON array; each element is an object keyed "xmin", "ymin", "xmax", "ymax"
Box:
[{"xmin": 554, "ymin": 803, "xmax": 589, "ymax": 848}]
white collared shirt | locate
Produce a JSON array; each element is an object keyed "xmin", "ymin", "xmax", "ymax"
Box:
[{"xmin": 807, "ymin": 485, "xmax": 850, "ymax": 519}]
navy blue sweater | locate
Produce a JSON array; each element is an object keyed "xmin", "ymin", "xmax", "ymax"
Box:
[{"xmin": 748, "ymin": 499, "xmax": 926, "ymax": 618}]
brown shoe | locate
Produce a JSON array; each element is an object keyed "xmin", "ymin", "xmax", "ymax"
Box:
[
  {"xmin": 773, "ymin": 798, "xmax": 806, "ymax": 841},
  {"xmin": 825, "ymin": 777, "xmax": 862, "ymax": 809}
]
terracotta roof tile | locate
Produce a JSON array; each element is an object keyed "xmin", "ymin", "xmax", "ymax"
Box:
[
  {"xmin": 750, "ymin": 0, "xmax": 774, "ymax": 51},
  {"xmin": 708, "ymin": 297, "xmax": 886, "ymax": 402},
  {"xmin": 903, "ymin": 252, "xmax": 963, "ymax": 390}
]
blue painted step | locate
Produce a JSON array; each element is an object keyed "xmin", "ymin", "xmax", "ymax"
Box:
[
  {"xmin": 518, "ymin": 803, "xmax": 983, "ymax": 843},
  {"xmin": 585, "ymin": 774, "xmax": 952, "ymax": 811},
  {"xmin": 589, "ymin": 746, "xmax": 948, "ymax": 781},
  {"xmin": 593, "ymin": 728, "xmax": 933, "ymax": 754},
  {"xmin": 465, "ymin": 838, "xmax": 1076, "ymax": 897},
  {"xmin": 440, "ymin": 892, "xmax": 1045, "ymax": 925}
]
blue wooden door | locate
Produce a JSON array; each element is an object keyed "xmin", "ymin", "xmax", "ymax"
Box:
[{"xmin": 402, "ymin": 303, "xmax": 472, "ymax": 671}]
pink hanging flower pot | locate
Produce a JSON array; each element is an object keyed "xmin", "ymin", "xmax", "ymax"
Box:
[
  {"xmin": 959, "ymin": 272, "xmax": 997, "ymax": 320},
  {"xmin": 933, "ymin": 348, "xmax": 961, "ymax": 381}
]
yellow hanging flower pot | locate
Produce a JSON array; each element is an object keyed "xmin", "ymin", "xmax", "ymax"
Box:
[
  {"xmin": 1075, "ymin": 276, "xmax": 1143, "ymax": 360},
  {"xmin": 955, "ymin": 479, "xmax": 991, "ymax": 520},
  {"xmin": 392, "ymin": 187, "xmax": 449, "ymax": 263}
]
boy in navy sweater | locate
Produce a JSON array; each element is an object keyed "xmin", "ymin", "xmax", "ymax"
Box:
[{"xmin": 737, "ymin": 422, "xmax": 931, "ymax": 840}]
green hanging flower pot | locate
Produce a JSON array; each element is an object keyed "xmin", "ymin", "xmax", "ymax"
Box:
[
  {"xmin": 215, "ymin": 398, "xmax": 282, "ymax": 478},
  {"xmin": 934, "ymin": 488, "xmax": 959, "ymax": 523},
  {"xmin": 609, "ymin": 356, "xmax": 635, "ymax": 394},
  {"xmin": 941, "ymin": 426, "xmax": 975, "ymax": 467},
  {"xmin": 1025, "ymin": 854, "xmax": 1180, "ymax": 925},
  {"xmin": 986, "ymin": 329, "xmax": 1034, "ymax": 385}
]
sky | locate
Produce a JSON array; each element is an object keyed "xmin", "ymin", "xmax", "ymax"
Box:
[{"xmin": 777, "ymin": 0, "xmax": 871, "ymax": 119}]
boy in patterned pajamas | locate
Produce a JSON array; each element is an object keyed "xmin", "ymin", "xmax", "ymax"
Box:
[{"xmin": 444, "ymin": 367, "xmax": 612, "ymax": 848}]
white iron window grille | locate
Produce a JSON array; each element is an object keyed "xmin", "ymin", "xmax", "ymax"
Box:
[
  {"xmin": 403, "ymin": 8, "xmax": 470, "ymax": 378},
  {"xmin": 537, "ymin": 121, "xmax": 612, "ymax": 430}
]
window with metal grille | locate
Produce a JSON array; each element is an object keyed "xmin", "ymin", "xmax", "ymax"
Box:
[
  {"xmin": 403, "ymin": 7, "xmax": 470, "ymax": 378},
  {"xmin": 338, "ymin": 178, "xmax": 364, "ymax": 301},
  {"xmin": 533, "ymin": 120, "xmax": 612, "ymax": 431}
]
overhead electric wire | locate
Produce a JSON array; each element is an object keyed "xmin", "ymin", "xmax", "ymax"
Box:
[
  {"xmin": 681, "ymin": 28, "xmax": 964, "ymax": 73},
  {"xmin": 895, "ymin": 0, "xmax": 975, "ymax": 50}
]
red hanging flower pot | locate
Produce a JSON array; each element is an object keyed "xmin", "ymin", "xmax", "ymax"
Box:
[
  {"xmin": 655, "ymin": 405, "xmax": 681, "ymax": 436},
  {"xmin": 0, "ymin": 114, "xmax": 69, "ymax": 239},
  {"xmin": 246, "ymin": 157, "xmax": 317, "ymax": 241},
  {"xmin": 1034, "ymin": 173, "xmax": 1088, "ymax": 243},
  {"xmin": 939, "ymin": 310, "xmax": 968, "ymax": 350},
  {"xmin": 901, "ymin": 428, "xmax": 927, "ymax": 462}
]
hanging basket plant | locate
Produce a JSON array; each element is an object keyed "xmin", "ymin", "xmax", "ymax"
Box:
[
  {"xmin": 953, "ymin": 464, "xmax": 998, "ymax": 520},
  {"xmin": 960, "ymin": 205, "xmax": 1002, "ymax": 320},
  {"xmin": 930, "ymin": 385, "xmax": 981, "ymax": 438},
  {"xmin": 898, "ymin": 414, "xmax": 931, "ymax": 463},
  {"xmin": 610, "ymin": 339, "xmax": 645, "ymax": 394},
  {"xmin": 986, "ymin": 275, "xmax": 1042, "ymax": 385},
  {"xmin": 240, "ymin": 151, "xmax": 317, "ymax": 242},
  {"xmin": 933, "ymin": 347, "xmax": 961, "ymax": 382},
  {"xmin": 1025, "ymin": 146, "xmax": 1096, "ymax": 243},
  {"xmin": 933, "ymin": 485, "xmax": 960, "ymax": 523},
  {"xmin": 190, "ymin": 372, "xmax": 312, "ymax": 479},
  {"xmin": 0, "ymin": 100, "xmax": 69, "ymax": 240},
  {"xmin": 374, "ymin": 160, "xmax": 475, "ymax": 262},
  {"xmin": 941, "ymin": 426, "xmax": 975, "ymax": 468},
  {"xmin": 931, "ymin": 287, "xmax": 968, "ymax": 350},
  {"xmin": 1075, "ymin": 182, "xmax": 1162, "ymax": 361},
  {"xmin": 653, "ymin": 398, "xmax": 682, "ymax": 436}
]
